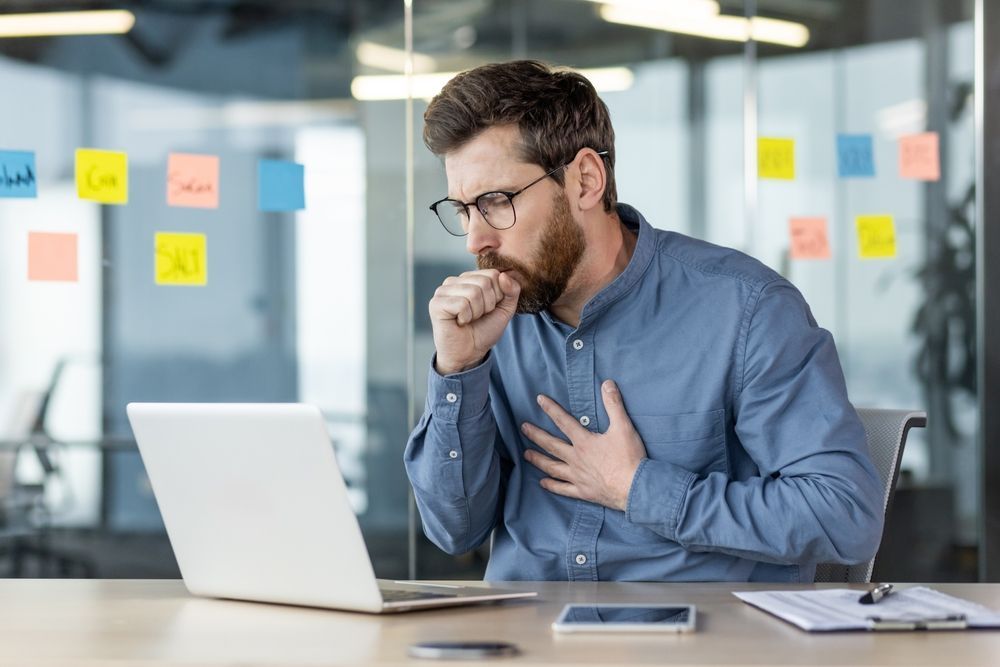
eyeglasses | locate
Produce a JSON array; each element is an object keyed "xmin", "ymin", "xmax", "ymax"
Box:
[{"xmin": 429, "ymin": 151, "xmax": 609, "ymax": 237}]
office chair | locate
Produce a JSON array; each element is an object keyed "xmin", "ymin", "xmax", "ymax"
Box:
[{"xmin": 813, "ymin": 407, "xmax": 927, "ymax": 584}]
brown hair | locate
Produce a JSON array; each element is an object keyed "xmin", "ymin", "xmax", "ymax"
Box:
[{"xmin": 423, "ymin": 60, "xmax": 617, "ymax": 212}]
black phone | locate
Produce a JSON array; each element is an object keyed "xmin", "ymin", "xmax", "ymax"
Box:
[{"xmin": 407, "ymin": 641, "xmax": 520, "ymax": 659}]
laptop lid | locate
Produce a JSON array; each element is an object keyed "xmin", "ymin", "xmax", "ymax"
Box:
[{"xmin": 126, "ymin": 402, "xmax": 385, "ymax": 613}]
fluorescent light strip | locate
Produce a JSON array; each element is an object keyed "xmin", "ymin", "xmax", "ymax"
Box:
[
  {"xmin": 356, "ymin": 40, "xmax": 438, "ymax": 74},
  {"xmin": 600, "ymin": 5, "xmax": 809, "ymax": 48},
  {"xmin": 0, "ymin": 10, "xmax": 135, "ymax": 38},
  {"xmin": 582, "ymin": 0, "xmax": 721, "ymax": 20},
  {"xmin": 351, "ymin": 67, "xmax": 635, "ymax": 101}
]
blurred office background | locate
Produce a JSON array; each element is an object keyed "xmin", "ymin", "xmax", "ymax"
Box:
[{"xmin": 0, "ymin": 0, "xmax": 997, "ymax": 582}]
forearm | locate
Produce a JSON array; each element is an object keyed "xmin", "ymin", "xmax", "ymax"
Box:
[
  {"xmin": 403, "ymin": 356, "xmax": 503, "ymax": 554},
  {"xmin": 625, "ymin": 452, "xmax": 884, "ymax": 565}
]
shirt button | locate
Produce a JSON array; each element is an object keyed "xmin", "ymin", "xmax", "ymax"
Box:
[
  {"xmin": 445, "ymin": 392, "xmax": 458, "ymax": 403},
  {"xmin": 575, "ymin": 554, "xmax": 588, "ymax": 565},
  {"xmin": 448, "ymin": 450, "xmax": 459, "ymax": 459},
  {"xmin": 579, "ymin": 415, "xmax": 591, "ymax": 427},
  {"xmin": 572, "ymin": 339, "xmax": 584, "ymax": 350}
]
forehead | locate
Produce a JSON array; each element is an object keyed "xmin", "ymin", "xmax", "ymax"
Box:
[{"xmin": 443, "ymin": 125, "xmax": 534, "ymax": 199}]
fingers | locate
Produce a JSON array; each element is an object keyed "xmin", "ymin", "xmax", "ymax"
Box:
[
  {"xmin": 536, "ymin": 394, "xmax": 588, "ymax": 441},
  {"xmin": 600, "ymin": 379, "xmax": 633, "ymax": 432},
  {"xmin": 432, "ymin": 270, "xmax": 505, "ymax": 325},
  {"xmin": 522, "ymin": 449, "xmax": 572, "ymax": 482},
  {"xmin": 520, "ymin": 422, "xmax": 574, "ymax": 462}
]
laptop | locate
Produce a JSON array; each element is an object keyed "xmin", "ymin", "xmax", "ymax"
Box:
[{"xmin": 125, "ymin": 402, "xmax": 537, "ymax": 613}]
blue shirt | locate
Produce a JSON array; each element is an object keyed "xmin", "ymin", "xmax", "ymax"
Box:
[{"xmin": 404, "ymin": 204, "xmax": 883, "ymax": 583}]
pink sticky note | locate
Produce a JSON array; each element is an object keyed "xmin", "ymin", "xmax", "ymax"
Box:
[
  {"xmin": 789, "ymin": 217, "xmax": 831, "ymax": 260},
  {"xmin": 167, "ymin": 153, "xmax": 220, "ymax": 208},
  {"xmin": 28, "ymin": 232, "xmax": 78, "ymax": 282},
  {"xmin": 899, "ymin": 132, "xmax": 940, "ymax": 181}
]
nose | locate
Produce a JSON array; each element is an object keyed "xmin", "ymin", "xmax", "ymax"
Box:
[{"xmin": 465, "ymin": 208, "xmax": 500, "ymax": 256}]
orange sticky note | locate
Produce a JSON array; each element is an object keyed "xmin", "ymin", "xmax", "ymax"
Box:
[
  {"xmin": 758, "ymin": 137, "xmax": 796, "ymax": 180},
  {"xmin": 167, "ymin": 153, "xmax": 220, "ymax": 208},
  {"xmin": 28, "ymin": 232, "xmax": 78, "ymax": 282},
  {"xmin": 75, "ymin": 148, "xmax": 128, "ymax": 204},
  {"xmin": 155, "ymin": 232, "xmax": 207, "ymax": 286},
  {"xmin": 856, "ymin": 215, "xmax": 897, "ymax": 259},
  {"xmin": 789, "ymin": 217, "xmax": 831, "ymax": 260},
  {"xmin": 899, "ymin": 132, "xmax": 940, "ymax": 181}
]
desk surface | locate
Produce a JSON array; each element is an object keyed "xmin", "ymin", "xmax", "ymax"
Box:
[{"xmin": 0, "ymin": 579, "xmax": 997, "ymax": 666}]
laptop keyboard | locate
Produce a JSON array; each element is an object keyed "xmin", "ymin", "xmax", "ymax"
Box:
[{"xmin": 380, "ymin": 588, "xmax": 456, "ymax": 602}]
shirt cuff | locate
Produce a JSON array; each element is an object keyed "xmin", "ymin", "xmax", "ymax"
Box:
[
  {"xmin": 426, "ymin": 352, "xmax": 493, "ymax": 422},
  {"xmin": 625, "ymin": 458, "xmax": 697, "ymax": 540}
]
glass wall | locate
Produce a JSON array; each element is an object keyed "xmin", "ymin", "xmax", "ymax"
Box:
[{"xmin": 0, "ymin": 0, "xmax": 987, "ymax": 582}]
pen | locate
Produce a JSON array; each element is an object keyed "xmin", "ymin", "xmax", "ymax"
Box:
[{"xmin": 859, "ymin": 583, "xmax": 894, "ymax": 605}]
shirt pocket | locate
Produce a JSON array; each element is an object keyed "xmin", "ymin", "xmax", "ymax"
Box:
[{"xmin": 628, "ymin": 409, "xmax": 727, "ymax": 475}]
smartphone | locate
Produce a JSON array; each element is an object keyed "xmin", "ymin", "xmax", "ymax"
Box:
[
  {"xmin": 552, "ymin": 603, "xmax": 696, "ymax": 633},
  {"xmin": 407, "ymin": 641, "xmax": 520, "ymax": 659}
]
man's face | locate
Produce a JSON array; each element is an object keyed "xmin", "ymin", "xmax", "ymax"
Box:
[
  {"xmin": 476, "ymin": 190, "xmax": 585, "ymax": 314},
  {"xmin": 444, "ymin": 125, "xmax": 586, "ymax": 314}
]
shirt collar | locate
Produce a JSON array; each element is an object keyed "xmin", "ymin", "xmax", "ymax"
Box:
[{"xmin": 540, "ymin": 203, "xmax": 657, "ymax": 329}]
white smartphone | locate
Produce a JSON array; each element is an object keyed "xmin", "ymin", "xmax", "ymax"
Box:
[{"xmin": 552, "ymin": 603, "xmax": 696, "ymax": 633}]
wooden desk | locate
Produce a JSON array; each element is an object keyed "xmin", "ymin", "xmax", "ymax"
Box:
[{"xmin": 0, "ymin": 580, "xmax": 997, "ymax": 666}]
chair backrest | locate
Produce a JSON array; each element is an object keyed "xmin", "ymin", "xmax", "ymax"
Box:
[{"xmin": 813, "ymin": 407, "xmax": 926, "ymax": 584}]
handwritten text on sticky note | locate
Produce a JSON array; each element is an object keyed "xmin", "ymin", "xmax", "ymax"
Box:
[
  {"xmin": 899, "ymin": 132, "xmax": 940, "ymax": 181},
  {"xmin": 789, "ymin": 217, "xmax": 831, "ymax": 260},
  {"xmin": 155, "ymin": 232, "xmax": 207, "ymax": 286},
  {"xmin": 28, "ymin": 232, "xmax": 78, "ymax": 282},
  {"xmin": 758, "ymin": 138, "xmax": 796, "ymax": 180},
  {"xmin": 76, "ymin": 149, "xmax": 128, "ymax": 204},
  {"xmin": 856, "ymin": 215, "xmax": 896, "ymax": 259},
  {"xmin": 167, "ymin": 153, "xmax": 220, "ymax": 208},
  {"xmin": 258, "ymin": 159, "xmax": 305, "ymax": 211},
  {"xmin": 0, "ymin": 150, "xmax": 37, "ymax": 198},
  {"xmin": 836, "ymin": 134, "xmax": 875, "ymax": 178}
]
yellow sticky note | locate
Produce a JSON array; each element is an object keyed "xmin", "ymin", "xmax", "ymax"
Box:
[
  {"xmin": 76, "ymin": 149, "xmax": 128, "ymax": 204},
  {"xmin": 758, "ymin": 138, "xmax": 795, "ymax": 180},
  {"xmin": 155, "ymin": 232, "xmax": 207, "ymax": 286},
  {"xmin": 856, "ymin": 215, "xmax": 896, "ymax": 259}
]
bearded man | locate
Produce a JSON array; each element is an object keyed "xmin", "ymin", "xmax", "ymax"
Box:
[{"xmin": 404, "ymin": 60, "xmax": 883, "ymax": 583}]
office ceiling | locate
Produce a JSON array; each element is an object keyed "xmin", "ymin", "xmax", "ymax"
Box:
[{"xmin": 0, "ymin": 0, "xmax": 976, "ymax": 99}]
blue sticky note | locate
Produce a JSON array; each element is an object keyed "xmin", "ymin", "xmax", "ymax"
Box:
[
  {"xmin": 836, "ymin": 134, "xmax": 875, "ymax": 178},
  {"xmin": 0, "ymin": 150, "xmax": 38, "ymax": 198},
  {"xmin": 258, "ymin": 159, "xmax": 305, "ymax": 211}
]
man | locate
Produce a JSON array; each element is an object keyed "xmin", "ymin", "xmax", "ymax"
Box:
[{"xmin": 404, "ymin": 60, "xmax": 883, "ymax": 582}]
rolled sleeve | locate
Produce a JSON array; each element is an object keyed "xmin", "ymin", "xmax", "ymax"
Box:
[{"xmin": 625, "ymin": 458, "xmax": 697, "ymax": 539}]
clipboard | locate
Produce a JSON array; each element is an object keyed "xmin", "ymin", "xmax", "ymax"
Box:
[{"xmin": 733, "ymin": 586, "xmax": 1000, "ymax": 632}]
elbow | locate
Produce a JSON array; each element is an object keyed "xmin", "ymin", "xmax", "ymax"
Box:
[{"xmin": 825, "ymin": 498, "xmax": 885, "ymax": 565}]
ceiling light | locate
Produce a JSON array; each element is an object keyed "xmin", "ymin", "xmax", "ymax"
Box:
[
  {"xmin": 0, "ymin": 10, "xmax": 135, "ymax": 38},
  {"xmin": 351, "ymin": 67, "xmax": 635, "ymax": 102},
  {"xmin": 355, "ymin": 41, "xmax": 438, "ymax": 74},
  {"xmin": 599, "ymin": 5, "xmax": 809, "ymax": 48},
  {"xmin": 582, "ymin": 0, "xmax": 720, "ymax": 20}
]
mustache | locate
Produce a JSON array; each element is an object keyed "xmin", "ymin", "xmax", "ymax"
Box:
[{"xmin": 476, "ymin": 252, "xmax": 530, "ymax": 275}]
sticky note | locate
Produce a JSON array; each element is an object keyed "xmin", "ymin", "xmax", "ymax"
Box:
[
  {"xmin": 758, "ymin": 138, "xmax": 795, "ymax": 180},
  {"xmin": 167, "ymin": 153, "xmax": 220, "ymax": 209},
  {"xmin": 155, "ymin": 232, "xmax": 207, "ymax": 286},
  {"xmin": 836, "ymin": 134, "xmax": 875, "ymax": 178},
  {"xmin": 856, "ymin": 215, "xmax": 896, "ymax": 259},
  {"xmin": 76, "ymin": 148, "xmax": 128, "ymax": 204},
  {"xmin": 28, "ymin": 232, "xmax": 78, "ymax": 282},
  {"xmin": 0, "ymin": 150, "xmax": 37, "ymax": 198},
  {"xmin": 789, "ymin": 217, "xmax": 831, "ymax": 260},
  {"xmin": 899, "ymin": 132, "xmax": 940, "ymax": 181},
  {"xmin": 258, "ymin": 159, "xmax": 305, "ymax": 211}
]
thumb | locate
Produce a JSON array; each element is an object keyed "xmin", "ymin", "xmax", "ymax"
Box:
[
  {"xmin": 496, "ymin": 272, "xmax": 521, "ymax": 314},
  {"xmin": 601, "ymin": 379, "xmax": 631, "ymax": 430}
]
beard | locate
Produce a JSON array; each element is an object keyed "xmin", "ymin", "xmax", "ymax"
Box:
[{"xmin": 476, "ymin": 191, "xmax": 585, "ymax": 314}]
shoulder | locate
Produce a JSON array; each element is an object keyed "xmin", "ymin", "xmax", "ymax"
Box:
[{"xmin": 649, "ymin": 229, "xmax": 785, "ymax": 293}]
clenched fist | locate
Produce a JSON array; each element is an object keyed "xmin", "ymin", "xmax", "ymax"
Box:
[{"xmin": 429, "ymin": 269, "xmax": 521, "ymax": 375}]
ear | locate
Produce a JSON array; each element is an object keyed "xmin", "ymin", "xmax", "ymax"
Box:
[{"xmin": 569, "ymin": 148, "xmax": 608, "ymax": 212}]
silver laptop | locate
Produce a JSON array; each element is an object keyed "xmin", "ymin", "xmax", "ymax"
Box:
[{"xmin": 126, "ymin": 402, "xmax": 536, "ymax": 613}]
